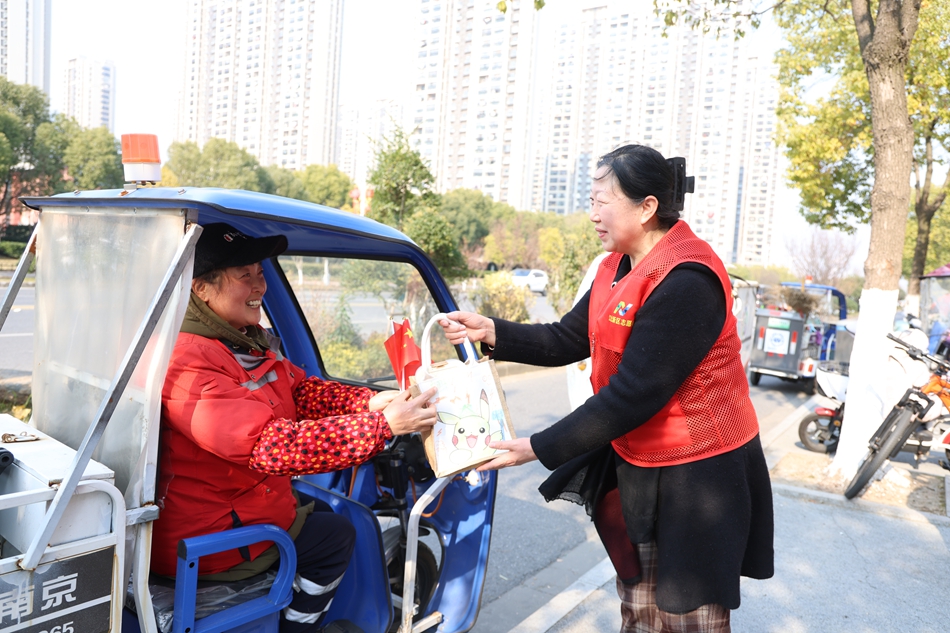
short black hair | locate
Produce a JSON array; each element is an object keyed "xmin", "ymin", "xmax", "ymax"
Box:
[{"xmin": 595, "ymin": 145, "xmax": 678, "ymax": 229}]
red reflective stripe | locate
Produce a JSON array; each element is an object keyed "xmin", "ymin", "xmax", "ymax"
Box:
[
  {"xmin": 791, "ymin": 331, "xmax": 798, "ymax": 344},
  {"xmin": 758, "ymin": 327, "xmax": 765, "ymax": 340}
]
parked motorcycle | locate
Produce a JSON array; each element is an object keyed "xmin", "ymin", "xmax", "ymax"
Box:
[
  {"xmin": 798, "ymin": 361, "xmax": 848, "ymax": 453},
  {"xmin": 844, "ymin": 333, "xmax": 950, "ymax": 499}
]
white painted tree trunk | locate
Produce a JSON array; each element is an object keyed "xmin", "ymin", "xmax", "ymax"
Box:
[{"xmin": 830, "ymin": 287, "xmax": 899, "ymax": 476}]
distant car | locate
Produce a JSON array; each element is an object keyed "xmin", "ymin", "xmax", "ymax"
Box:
[{"xmin": 511, "ymin": 268, "xmax": 549, "ymax": 295}]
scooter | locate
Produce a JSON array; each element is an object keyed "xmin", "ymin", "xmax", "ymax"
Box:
[
  {"xmin": 797, "ymin": 316, "xmax": 950, "ymax": 459},
  {"xmin": 798, "ymin": 361, "xmax": 847, "ymax": 453}
]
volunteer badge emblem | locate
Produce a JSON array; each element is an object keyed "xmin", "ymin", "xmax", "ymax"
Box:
[{"xmin": 609, "ymin": 301, "xmax": 633, "ymax": 327}]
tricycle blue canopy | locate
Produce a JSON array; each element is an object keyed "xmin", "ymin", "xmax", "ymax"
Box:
[{"xmin": 6, "ymin": 188, "xmax": 495, "ymax": 633}]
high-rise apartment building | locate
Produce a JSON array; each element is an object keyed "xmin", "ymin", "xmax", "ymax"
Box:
[
  {"xmin": 177, "ymin": 0, "xmax": 344, "ymax": 170},
  {"xmin": 534, "ymin": 3, "xmax": 783, "ymax": 266},
  {"xmin": 61, "ymin": 58, "xmax": 116, "ymax": 132},
  {"xmin": 410, "ymin": 0, "xmax": 540, "ymax": 208},
  {"xmin": 0, "ymin": 0, "xmax": 51, "ymax": 93},
  {"xmin": 732, "ymin": 60, "xmax": 781, "ymax": 265},
  {"xmin": 337, "ymin": 99, "xmax": 403, "ymax": 188}
]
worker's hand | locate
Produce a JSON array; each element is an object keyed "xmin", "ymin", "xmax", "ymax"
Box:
[
  {"xmin": 475, "ymin": 437, "xmax": 537, "ymax": 471},
  {"xmin": 439, "ymin": 311, "xmax": 496, "ymax": 348},
  {"xmin": 368, "ymin": 390, "xmax": 399, "ymax": 412},
  {"xmin": 383, "ymin": 387, "xmax": 438, "ymax": 435}
]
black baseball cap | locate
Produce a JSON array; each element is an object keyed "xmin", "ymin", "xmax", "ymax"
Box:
[{"xmin": 193, "ymin": 222, "xmax": 288, "ymax": 278}]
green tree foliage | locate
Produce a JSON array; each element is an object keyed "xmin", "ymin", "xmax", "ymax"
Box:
[
  {"xmin": 473, "ymin": 272, "xmax": 533, "ymax": 323},
  {"xmin": 772, "ymin": 2, "xmax": 874, "ymax": 231},
  {"xmin": 63, "ymin": 127, "xmax": 124, "ymax": 190},
  {"xmin": 440, "ymin": 188, "xmax": 513, "ymax": 250},
  {"xmin": 164, "ymin": 139, "xmax": 273, "ymax": 192},
  {"xmin": 904, "ymin": 0, "xmax": 950, "ymax": 294},
  {"xmin": 904, "ymin": 206, "xmax": 950, "ymax": 278},
  {"xmin": 483, "ymin": 211, "xmax": 557, "ymax": 269},
  {"xmin": 0, "ymin": 78, "xmax": 72, "ymax": 222},
  {"xmin": 265, "ymin": 165, "xmax": 309, "ymax": 201},
  {"xmin": 298, "ymin": 164, "xmax": 354, "ymax": 208},
  {"xmin": 404, "ymin": 211, "xmax": 468, "ymax": 281},
  {"xmin": 538, "ymin": 215, "xmax": 603, "ymax": 316},
  {"xmin": 772, "ymin": 0, "xmax": 948, "ymax": 296},
  {"xmin": 367, "ymin": 127, "xmax": 438, "ymax": 230}
]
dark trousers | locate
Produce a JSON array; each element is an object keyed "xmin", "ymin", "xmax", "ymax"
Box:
[{"xmin": 279, "ymin": 500, "xmax": 355, "ymax": 633}]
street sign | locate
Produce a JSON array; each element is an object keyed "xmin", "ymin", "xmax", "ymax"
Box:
[{"xmin": 0, "ymin": 547, "xmax": 113, "ymax": 633}]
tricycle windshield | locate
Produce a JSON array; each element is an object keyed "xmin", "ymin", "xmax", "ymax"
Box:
[{"xmin": 277, "ymin": 255, "xmax": 456, "ymax": 386}]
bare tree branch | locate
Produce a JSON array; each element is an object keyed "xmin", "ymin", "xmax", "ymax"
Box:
[{"xmin": 786, "ymin": 229, "xmax": 859, "ymax": 286}]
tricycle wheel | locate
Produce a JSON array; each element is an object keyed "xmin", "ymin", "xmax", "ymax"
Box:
[
  {"xmin": 749, "ymin": 370, "xmax": 761, "ymax": 386},
  {"xmin": 389, "ymin": 542, "xmax": 439, "ymax": 631}
]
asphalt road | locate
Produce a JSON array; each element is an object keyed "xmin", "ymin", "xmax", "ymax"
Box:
[
  {"xmin": 0, "ymin": 288, "xmax": 851, "ymax": 632},
  {"xmin": 469, "ymin": 365, "xmax": 815, "ymax": 633},
  {"xmin": 0, "ymin": 285, "xmax": 33, "ymax": 379}
]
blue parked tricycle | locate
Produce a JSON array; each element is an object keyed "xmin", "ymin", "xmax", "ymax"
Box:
[{"xmin": 0, "ymin": 185, "xmax": 496, "ymax": 633}]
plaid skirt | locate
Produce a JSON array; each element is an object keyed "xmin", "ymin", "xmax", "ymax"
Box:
[{"xmin": 616, "ymin": 542, "xmax": 731, "ymax": 633}]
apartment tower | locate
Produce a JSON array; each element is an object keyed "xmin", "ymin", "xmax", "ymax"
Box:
[
  {"xmin": 61, "ymin": 58, "xmax": 116, "ymax": 132},
  {"xmin": 178, "ymin": 0, "xmax": 344, "ymax": 169},
  {"xmin": 410, "ymin": 0, "xmax": 540, "ymax": 208},
  {"xmin": 0, "ymin": 0, "xmax": 51, "ymax": 93},
  {"xmin": 535, "ymin": 2, "xmax": 782, "ymax": 265}
]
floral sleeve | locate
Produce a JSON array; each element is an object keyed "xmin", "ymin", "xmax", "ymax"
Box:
[
  {"xmin": 293, "ymin": 375, "xmax": 376, "ymax": 419},
  {"xmin": 249, "ymin": 411, "xmax": 394, "ymax": 475},
  {"xmin": 248, "ymin": 376, "xmax": 394, "ymax": 475}
]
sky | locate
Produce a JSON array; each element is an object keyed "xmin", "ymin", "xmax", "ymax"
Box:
[{"xmin": 46, "ymin": 0, "xmax": 859, "ymax": 270}]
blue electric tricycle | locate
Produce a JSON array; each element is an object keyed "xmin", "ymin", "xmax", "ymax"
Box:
[{"xmin": 0, "ymin": 186, "xmax": 496, "ymax": 633}]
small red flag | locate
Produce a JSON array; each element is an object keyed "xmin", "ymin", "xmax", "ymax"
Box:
[{"xmin": 384, "ymin": 318, "xmax": 423, "ymax": 389}]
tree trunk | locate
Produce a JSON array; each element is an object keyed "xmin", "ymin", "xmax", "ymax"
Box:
[{"xmin": 832, "ymin": 0, "xmax": 920, "ymax": 478}]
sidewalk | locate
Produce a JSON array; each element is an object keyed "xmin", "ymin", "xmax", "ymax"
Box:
[{"xmin": 508, "ymin": 403, "xmax": 950, "ymax": 633}]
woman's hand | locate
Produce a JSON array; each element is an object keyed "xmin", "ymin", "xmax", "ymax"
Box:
[
  {"xmin": 368, "ymin": 390, "xmax": 399, "ymax": 412},
  {"xmin": 439, "ymin": 311, "xmax": 496, "ymax": 348},
  {"xmin": 475, "ymin": 437, "xmax": 537, "ymax": 472},
  {"xmin": 382, "ymin": 387, "xmax": 438, "ymax": 435}
]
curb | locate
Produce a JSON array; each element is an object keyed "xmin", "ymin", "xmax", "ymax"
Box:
[
  {"xmin": 771, "ymin": 481, "xmax": 950, "ymax": 527},
  {"xmin": 507, "ymin": 557, "xmax": 615, "ymax": 633}
]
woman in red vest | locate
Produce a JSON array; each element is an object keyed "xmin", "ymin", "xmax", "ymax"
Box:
[
  {"xmin": 154, "ymin": 223, "xmax": 437, "ymax": 633},
  {"xmin": 440, "ymin": 145, "xmax": 773, "ymax": 633}
]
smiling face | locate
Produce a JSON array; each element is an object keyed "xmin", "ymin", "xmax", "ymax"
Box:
[
  {"xmin": 589, "ymin": 166, "xmax": 648, "ymax": 257},
  {"xmin": 193, "ymin": 263, "xmax": 266, "ymax": 330}
]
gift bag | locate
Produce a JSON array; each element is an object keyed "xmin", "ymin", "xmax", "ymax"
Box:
[{"xmin": 411, "ymin": 313, "xmax": 516, "ymax": 478}]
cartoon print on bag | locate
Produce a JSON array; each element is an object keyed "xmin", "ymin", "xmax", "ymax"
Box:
[{"xmin": 436, "ymin": 389, "xmax": 502, "ymax": 465}]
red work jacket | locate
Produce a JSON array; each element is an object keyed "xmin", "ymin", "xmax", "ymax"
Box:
[{"xmin": 151, "ymin": 333, "xmax": 303, "ymax": 576}]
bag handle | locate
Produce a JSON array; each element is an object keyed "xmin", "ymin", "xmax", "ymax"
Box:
[{"xmin": 417, "ymin": 313, "xmax": 479, "ymax": 381}]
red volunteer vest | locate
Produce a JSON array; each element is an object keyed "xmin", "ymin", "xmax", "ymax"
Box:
[{"xmin": 589, "ymin": 221, "xmax": 759, "ymax": 467}]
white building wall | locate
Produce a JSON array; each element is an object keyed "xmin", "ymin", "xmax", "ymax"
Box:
[
  {"xmin": 410, "ymin": 0, "xmax": 538, "ymax": 206},
  {"xmin": 179, "ymin": 0, "xmax": 343, "ymax": 170},
  {"xmin": 0, "ymin": 0, "xmax": 50, "ymax": 93},
  {"xmin": 62, "ymin": 57, "xmax": 116, "ymax": 131}
]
